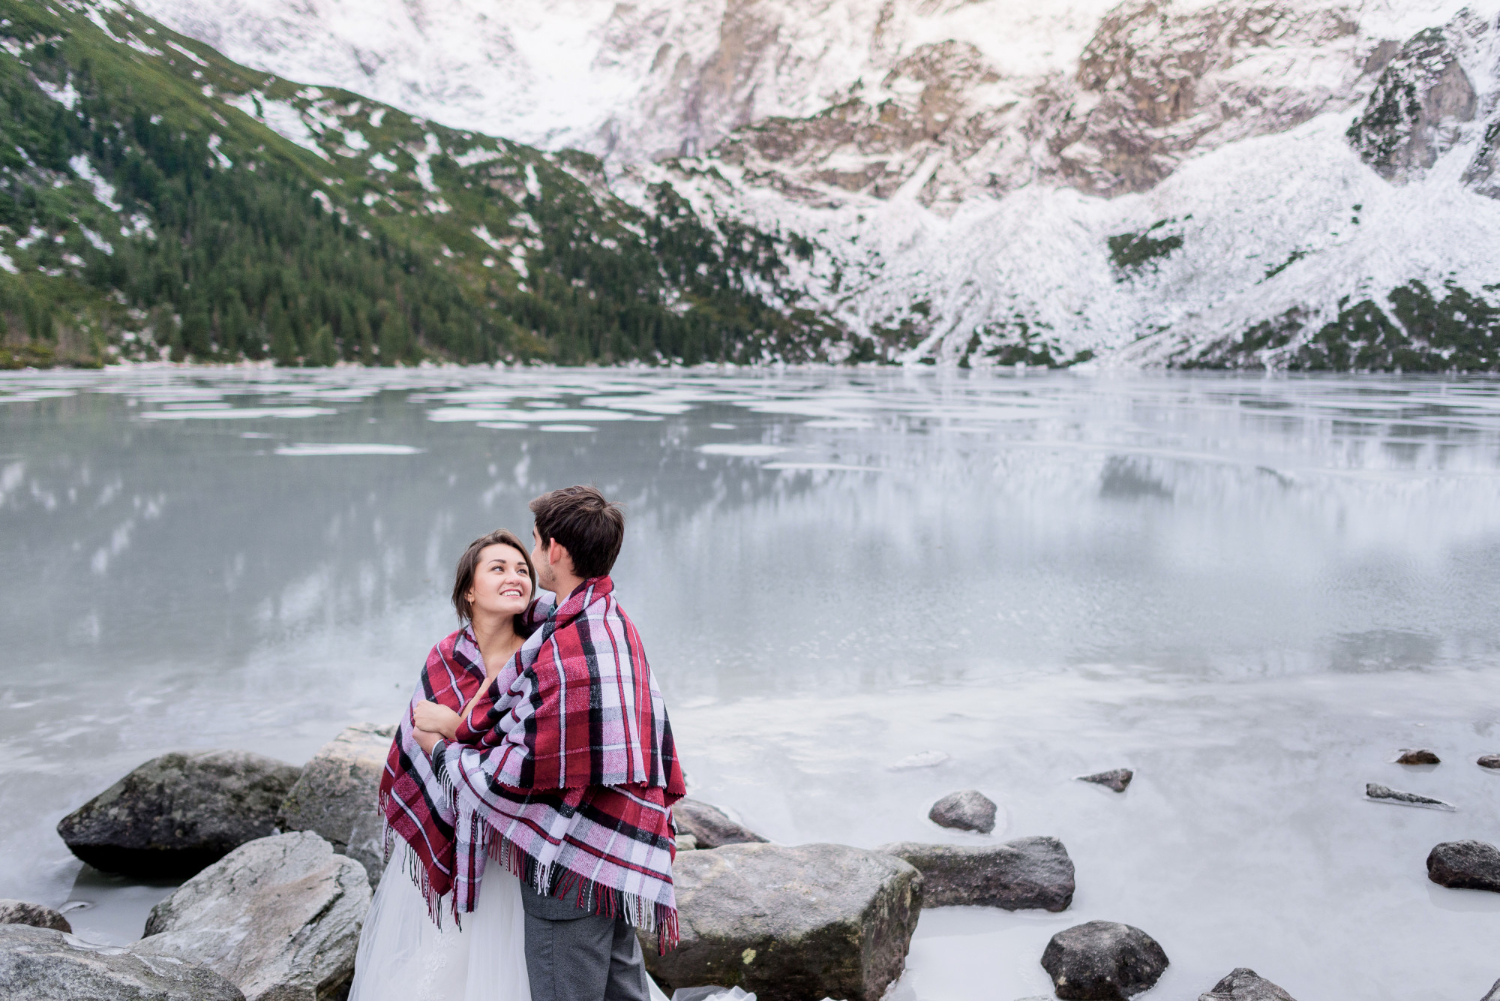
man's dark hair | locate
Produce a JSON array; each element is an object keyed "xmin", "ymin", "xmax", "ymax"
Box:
[{"xmin": 530, "ymin": 486, "xmax": 625, "ymax": 580}]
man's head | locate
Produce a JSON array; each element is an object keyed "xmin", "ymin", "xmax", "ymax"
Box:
[{"xmin": 529, "ymin": 485, "xmax": 625, "ymax": 594}]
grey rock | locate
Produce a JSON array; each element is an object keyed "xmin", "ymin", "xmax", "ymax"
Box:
[
  {"xmin": 1199, "ymin": 967, "xmax": 1298, "ymax": 1000},
  {"xmin": 278, "ymin": 723, "xmax": 395, "ymax": 885},
  {"xmin": 878, "ymin": 837, "xmax": 1074, "ymax": 911},
  {"xmin": 0, "ymin": 923, "xmax": 244, "ymax": 1001},
  {"xmin": 1478, "ymin": 755, "xmax": 1500, "ymax": 770},
  {"xmin": 57, "ymin": 751, "xmax": 302, "ymax": 878},
  {"xmin": 677, "ymin": 833, "xmax": 699, "ymax": 852},
  {"xmin": 672, "ymin": 799, "xmax": 769, "ymax": 849},
  {"xmin": 1348, "ymin": 19, "xmax": 1477, "ymax": 183},
  {"xmin": 643, "ymin": 842, "xmax": 921, "ymax": 1001},
  {"xmin": 1395, "ymin": 749, "xmax": 1440, "ymax": 765},
  {"xmin": 1040, "ymin": 921, "xmax": 1169, "ymax": 1000},
  {"xmin": 1426, "ymin": 840, "xmax": 1500, "ymax": 893},
  {"xmin": 133, "ymin": 831, "xmax": 371, "ymax": 1001},
  {"xmin": 927, "ymin": 790, "xmax": 997, "ymax": 834},
  {"xmin": 1483, "ymin": 976, "xmax": 1500, "ymax": 1001},
  {"xmin": 1365, "ymin": 783, "xmax": 1454, "ymax": 811},
  {"xmin": 1078, "ymin": 769, "xmax": 1133, "ymax": 793},
  {"xmin": 0, "ymin": 900, "xmax": 70, "ymax": 933}
]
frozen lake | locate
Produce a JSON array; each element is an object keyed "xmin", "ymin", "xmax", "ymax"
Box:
[{"xmin": 1, "ymin": 367, "xmax": 1498, "ymax": 999}]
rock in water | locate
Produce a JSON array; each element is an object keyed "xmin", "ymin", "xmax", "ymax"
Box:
[
  {"xmin": 927, "ymin": 790, "xmax": 997, "ymax": 834},
  {"xmin": 0, "ymin": 924, "xmax": 244, "ymax": 1000},
  {"xmin": 1078, "ymin": 769, "xmax": 1134, "ymax": 793},
  {"xmin": 56, "ymin": 751, "xmax": 302, "ymax": 878},
  {"xmin": 878, "ymin": 837, "xmax": 1074, "ymax": 911},
  {"xmin": 1395, "ymin": 749, "xmax": 1441, "ymax": 765},
  {"xmin": 672, "ymin": 799, "xmax": 769, "ymax": 849},
  {"xmin": 1483, "ymin": 976, "xmax": 1500, "ymax": 1001},
  {"xmin": 643, "ymin": 843, "xmax": 921, "ymax": 1001},
  {"xmin": 133, "ymin": 831, "xmax": 371, "ymax": 1001},
  {"xmin": 1198, "ymin": 967, "xmax": 1298, "ymax": 1000},
  {"xmin": 1426, "ymin": 841, "xmax": 1500, "ymax": 893},
  {"xmin": 278, "ymin": 723, "xmax": 395, "ymax": 885},
  {"xmin": 1364, "ymin": 783, "xmax": 1454, "ymax": 811},
  {"xmin": 1478, "ymin": 755, "xmax": 1500, "ymax": 770},
  {"xmin": 1041, "ymin": 921, "xmax": 1169, "ymax": 1000},
  {"xmin": 0, "ymin": 900, "xmax": 71, "ymax": 933}
]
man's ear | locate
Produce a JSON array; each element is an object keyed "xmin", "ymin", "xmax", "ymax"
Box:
[{"xmin": 548, "ymin": 539, "xmax": 571, "ymax": 574}]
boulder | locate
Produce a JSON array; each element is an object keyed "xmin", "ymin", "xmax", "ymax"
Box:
[
  {"xmin": 878, "ymin": 837, "xmax": 1073, "ymax": 911},
  {"xmin": 1040, "ymin": 921, "xmax": 1169, "ymax": 1000},
  {"xmin": 672, "ymin": 799, "xmax": 769, "ymax": 849},
  {"xmin": 0, "ymin": 923, "xmax": 244, "ymax": 1000},
  {"xmin": 1199, "ymin": 967, "xmax": 1298, "ymax": 1000},
  {"xmin": 1426, "ymin": 840, "xmax": 1500, "ymax": 893},
  {"xmin": 1078, "ymin": 769, "xmax": 1133, "ymax": 793},
  {"xmin": 57, "ymin": 751, "xmax": 301, "ymax": 878},
  {"xmin": 927, "ymin": 790, "xmax": 997, "ymax": 834},
  {"xmin": 278, "ymin": 723, "xmax": 395, "ymax": 885},
  {"xmin": 0, "ymin": 900, "xmax": 70, "ymax": 933},
  {"xmin": 1478, "ymin": 755, "xmax": 1500, "ymax": 770},
  {"xmin": 1395, "ymin": 749, "xmax": 1440, "ymax": 765},
  {"xmin": 1365, "ymin": 783, "xmax": 1454, "ymax": 811},
  {"xmin": 132, "ymin": 831, "xmax": 371, "ymax": 1001},
  {"xmin": 643, "ymin": 842, "xmax": 921, "ymax": 1001}
]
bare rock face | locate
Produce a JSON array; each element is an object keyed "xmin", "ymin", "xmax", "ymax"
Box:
[
  {"xmin": 1396, "ymin": 749, "xmax": 1441, "ymax": 765},
  {"xmin": 1047, "ymin": 0, "xmax": 1364, "ymax": 196},
  {"xmin": 56, "ymin": 751, "xmax": 302, "ymax": 878},
  {"xmin": 0, "ymin": 900, "xmax": 71, "ymax": 933},
  {"xmin": 643, "ymin": 842, "xmax": 921, "ymax": 1001},
  {"xmin": 1079, "ymin": 769, "xmax": 1134, "ymax": 793},
  {"xmin": 132, "ymin": 831, "xmax": 371, "ymax": 1001},
  {"xmin": 1199, "ymin": 967, "xmax": 1298, "ymax": 1000},
  {"xmin": 878, "ymin": 837, "xmax": 1073, "ymax": 911},
  {"xmin": 927, "ymin": 790, "xmax": 997, "ymax": 834},
  {"xmin": 1426, "ymin": 840, "xmax": 1500, "ymax": 893},
  {"xmin": 1350, "ymin": 21, "xmax": 1476, "ymax": 182},
  {"xmin": 278, "ymin": 723, "xmax": 395, "ymax": 885},
  {"xmin": 1041, "ymin": 921, "xmax": 1169, "ymax": 1000},
  {"xmin": 0, "ymin": 923, "xmax": 244, "ymax": 1001},
  {"xmin": 672, "ymin": 799, "xmax": 769, "ymax": 849}
]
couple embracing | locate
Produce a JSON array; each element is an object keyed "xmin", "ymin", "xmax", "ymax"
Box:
[{"xmin": 352, "ymin": 486, "xmax": 685, "ymax": 1001}]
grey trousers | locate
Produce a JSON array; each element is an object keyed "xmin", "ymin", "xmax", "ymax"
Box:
[{"xmin": 520, "ymin": 881, "xmax": 652, "ymax": 1001}]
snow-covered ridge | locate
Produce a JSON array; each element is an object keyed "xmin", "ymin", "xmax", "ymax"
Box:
[{"xmin": 125, "ymin": 0, "xmax": 1500, "ymax": 367}]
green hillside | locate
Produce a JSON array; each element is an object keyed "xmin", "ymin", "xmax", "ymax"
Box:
[{"xmin": 0, "ymin": 0, "xmax": 845, "ymax": 368}]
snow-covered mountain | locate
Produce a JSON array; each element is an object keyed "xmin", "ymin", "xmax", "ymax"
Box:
[{"xmin": 130, "ymin": 0, "xmax": 1500, "ymax": 368}]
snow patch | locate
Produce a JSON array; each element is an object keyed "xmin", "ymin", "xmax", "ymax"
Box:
[{"xmin": 68, "ymin": 155, "xmax": 123, "ymax": 212}]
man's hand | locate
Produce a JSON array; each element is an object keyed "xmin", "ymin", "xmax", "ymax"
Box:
[
  {"xmin": 414, "ymin": 700, "xmax": 462, "ymax": 739},
  {"xmin": 412, "ymin": 725, "xmax": 441, "ymax": 756}
]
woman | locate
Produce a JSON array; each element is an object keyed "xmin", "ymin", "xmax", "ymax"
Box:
[{"xmin": 349, "ymin": 529, "xmax": 538, "ymax": 1001}]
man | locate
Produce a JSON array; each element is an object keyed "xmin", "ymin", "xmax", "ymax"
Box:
[{"xmin": 415, "ymin": 485, "xmax": 685, "ymax": 1001}]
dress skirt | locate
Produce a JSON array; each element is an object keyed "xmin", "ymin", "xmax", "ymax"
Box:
[{"xmin": 349, "ymin": 851, "xmax": 672, "ymax": 1001}]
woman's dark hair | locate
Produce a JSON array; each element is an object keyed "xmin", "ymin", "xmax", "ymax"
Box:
[
  {"xmin": 452, "ymin": 529, "xmax": 536, "ymax": 630},
  {"xmin": 529, "ymin": 485, "xmax": 624, "ymax": 580}
]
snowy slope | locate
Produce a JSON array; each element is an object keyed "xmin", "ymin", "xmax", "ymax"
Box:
[{"xmin": 128, "ymin": 0, "xmax": 1500, "ymax": 368}]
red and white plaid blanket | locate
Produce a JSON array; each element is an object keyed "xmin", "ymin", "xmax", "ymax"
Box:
[{"xmin": 379, "ymin": 576, "xmax": 686, "ymax": 949}]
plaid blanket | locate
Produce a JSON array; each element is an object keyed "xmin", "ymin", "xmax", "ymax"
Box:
[{"xmin": 380, "ymin": 576, "xmax": 686, "ymax": 949}]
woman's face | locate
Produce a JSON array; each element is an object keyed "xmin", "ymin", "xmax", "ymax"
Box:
[{"xmin": 466, "ymin": 543, "xmax": 533, "ymax": 623}]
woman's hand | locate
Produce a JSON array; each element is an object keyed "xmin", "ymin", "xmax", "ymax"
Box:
[
  {"xmin": 412, "ymin": 726, "xmax": 441, "ymax": 755},
  {"xmin": 413, "ymin": 700, "xmax": 462, "ymax": 740}
]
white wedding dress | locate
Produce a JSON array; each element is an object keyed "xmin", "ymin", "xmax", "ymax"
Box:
[{"xmin": 349, "ymin": 850, "xmax": 672, "ymax": 1001}]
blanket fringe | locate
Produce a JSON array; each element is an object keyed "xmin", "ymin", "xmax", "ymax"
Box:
[{"xmin": 481, "ymin": 832, "xmax": 679, "ymax": 953}]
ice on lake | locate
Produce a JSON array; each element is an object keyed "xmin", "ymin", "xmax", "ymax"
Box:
[{"xmin": 1, "ymin": 367, "xmax": 1497, "ymax": 999}]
